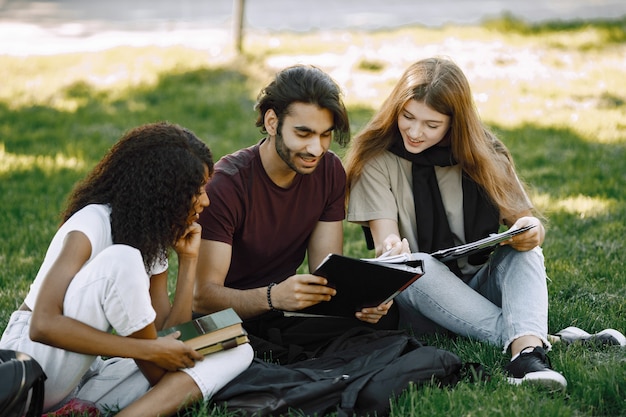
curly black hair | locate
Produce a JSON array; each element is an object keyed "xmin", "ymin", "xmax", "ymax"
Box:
[{"xmin": 61, "ymin": 122, "xmax": 214, "ymax": 270}]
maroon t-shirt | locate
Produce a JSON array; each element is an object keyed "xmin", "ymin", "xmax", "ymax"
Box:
[{"xmin": 198, "ymin": 141, "xmax": 346, "ymax": 290}]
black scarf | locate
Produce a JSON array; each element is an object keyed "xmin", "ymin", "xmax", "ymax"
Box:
[{"xmin": 388, "ymin": 138, "xmax": 499, "ymax": 277}]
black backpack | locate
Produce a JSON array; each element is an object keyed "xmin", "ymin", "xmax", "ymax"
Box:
[
  {"xmin": 0, "ymin": 349, "xmax": 47, "ymax": 417},
  {"xmin": 213, "ymin": 327, "xmax": 476, "ymax": 417}
]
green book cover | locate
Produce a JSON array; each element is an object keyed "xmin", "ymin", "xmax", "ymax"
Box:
[{"xmin": 158, "ymin": 308, "xmax": 242, "ymax": 340}]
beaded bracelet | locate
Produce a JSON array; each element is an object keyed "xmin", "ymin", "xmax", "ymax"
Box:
[{"xmin": 267, "ymin": 282, "xmax": 278, "ymax": 311}]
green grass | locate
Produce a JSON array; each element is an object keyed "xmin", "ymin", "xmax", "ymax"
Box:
[{"xmin": 1, "ymin": 15, "xmax": 625, "ymax": 417}]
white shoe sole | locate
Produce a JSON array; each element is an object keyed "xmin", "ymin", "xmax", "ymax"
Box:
[
  {"xmin": 557, "ymin": 326, "xmax": 591, "ymax": 339},
  {"xmin": 507, "ymin": 370, "xmax": 567, "ymax": 391},
  {"xmin": 595, "ymin": 329, "xmax": 626, "ymax": 346},
  {"xmin": 557, "ymin": 326, "xmax": 626, "ymax": 346}
]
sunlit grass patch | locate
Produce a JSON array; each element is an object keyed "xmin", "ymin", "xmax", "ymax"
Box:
[
  {"xmin": 0, "ymin": 143, "xmax": 85, "ymax": 174},
  {"xmin": 533, "ymin": 193, "xmax": 616, "ymax": 219}
]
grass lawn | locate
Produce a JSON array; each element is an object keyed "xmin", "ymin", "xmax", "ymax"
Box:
[{"xmin": 1, "ymin": 15, "xmax": 624, "ymax": 417}]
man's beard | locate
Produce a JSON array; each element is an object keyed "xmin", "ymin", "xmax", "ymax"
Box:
[{"xmin": 274, "ymin": 131, "xmax": 319, "ymax": 175}]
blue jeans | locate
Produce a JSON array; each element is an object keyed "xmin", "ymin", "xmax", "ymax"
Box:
[{"xmin": 395, "ymin": 245, "xmax": 550, "ymax": 353}]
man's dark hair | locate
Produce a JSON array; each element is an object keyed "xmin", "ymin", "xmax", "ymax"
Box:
[{"xmin": 255, "ymin": 65, "xmax": 350, "ymax": 147}]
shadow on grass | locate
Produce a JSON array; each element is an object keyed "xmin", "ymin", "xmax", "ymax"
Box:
[
  {"xmin": 0, "ymin": 66, "xmax": 259, "ymax": 162},
  {"xmin": 488, "ymin": 124, "xmax": 626, "ymax": 334}
]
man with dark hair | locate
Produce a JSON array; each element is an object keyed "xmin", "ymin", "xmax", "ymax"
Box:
[{"xmin": 193, "ymin": 65, "xmax": 396, "ymax": 363}]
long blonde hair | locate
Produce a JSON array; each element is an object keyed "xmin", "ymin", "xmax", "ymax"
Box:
[{"xmin": 345, "ymin": 57, "xmax": 529, "ymax": 217}]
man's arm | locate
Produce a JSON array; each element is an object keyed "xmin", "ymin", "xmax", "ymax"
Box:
[
  {"xmin": 193, "ymin": 239, "xmax": 268, "ymax": 319},
  {"xmin": 193, "ymin": 238, "xmax": 337, "ymax": 318}
]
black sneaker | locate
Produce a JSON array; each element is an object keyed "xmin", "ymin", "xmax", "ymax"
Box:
[
  {"xmin": 556, "ymin": 326, "xmax": 625, "ymax": 347},
  {"xmin": 505, "ymin": 346, "xmax": 567, "ymax": 391}
]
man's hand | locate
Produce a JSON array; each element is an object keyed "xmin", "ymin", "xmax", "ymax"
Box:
[
  {"xmin": 269, "ymin": 274, "xmax": 337, "ymax": 312},
  {"xmin": 356, "ymin": 300, "xmax": 394, "ymax": 324}
]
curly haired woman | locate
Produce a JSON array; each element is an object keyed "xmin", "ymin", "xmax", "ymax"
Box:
[{"xmin": 0, "ymin": 122, "xmax": 253, "ymax": 416}]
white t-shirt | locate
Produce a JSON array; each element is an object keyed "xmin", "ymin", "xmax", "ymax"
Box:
[{"xmin": 24, "ymin": 204, "xmax": 167, "ymax": 309}]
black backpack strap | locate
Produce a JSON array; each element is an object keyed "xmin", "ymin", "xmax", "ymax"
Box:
[
  {"xmin": 0, "ymin": 350, "xmax": 47, "ymax": 417},
  {"xmin": 27, "ymin": 356, "xmax": 46, "ymax": 417},
  {"xmin": 460, "ymin": 362, "xmax": 491, "ymax": 383}
]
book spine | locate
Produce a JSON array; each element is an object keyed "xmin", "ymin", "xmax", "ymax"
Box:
[
  {"xmin": 220, "ymin": 338, "xmax": 239, "ymax": 350},
  {"xmin": 196, "ymin": 336, "xmax": 248, "ymax": 356}
]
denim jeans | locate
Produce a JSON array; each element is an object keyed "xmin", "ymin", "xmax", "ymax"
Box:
[{"xmin": 395, "ymin": 245, "xmax": 550, "ymax": 353}]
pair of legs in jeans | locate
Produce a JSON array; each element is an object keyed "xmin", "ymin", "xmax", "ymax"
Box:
[{"xmin": 396, "ymin": 245, "xmax": 551, "ymax": 353}]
